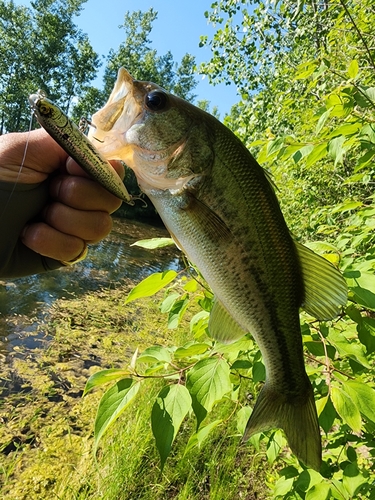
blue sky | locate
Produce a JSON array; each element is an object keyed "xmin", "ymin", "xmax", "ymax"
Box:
[{"xmin": 14, "ymin": 0, "xmax": 240, "ymax": 116}]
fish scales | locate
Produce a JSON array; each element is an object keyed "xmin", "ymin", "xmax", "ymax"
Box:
[
  {"xmin": 86, "ymin": 68, "xmax": 348, "ymax": 470},
  {"xmin": 158, "ymin": 121, "xmax": 307, "ymax": 387}
]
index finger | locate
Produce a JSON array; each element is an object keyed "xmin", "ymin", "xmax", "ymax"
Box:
[{"xmin": 0, "ymin": 128, "xmax": 68, "ymax": 183}]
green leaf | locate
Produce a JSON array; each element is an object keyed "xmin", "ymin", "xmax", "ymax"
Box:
[
  {"xmin": 347, "ymin": 59, "xmax": 359, "ymax": 79},
  {"xmin": 331, "ymin": 200, "xmax": 362, "ymax": 214},
  {"xmin": 266, "ymin": 429, "xmax": 285, "ymax": 464},
  {"xmin": 329, "ymin": 122, "xmax": 361, "ymax": 138},
  {"xmin": 331, "ymin": 479, "xmax": 350, "ymax": 500},
  {"xmin": 151, "ymin": 384, "xmax": 192, "ymax": 469},
  {"xmin": 252, "ymin": 360, "xmax": 266, "ymax": 383},
  {"xmin": 167, "ymin": 296, "xmax": 189, "ymax": 329},
  {"xmin": 304, "ymin": 142, "xmax": 328, "ymax": 167},
  {"xmin": 94, "ymin": 378, "xmax": 141, "ymax": 450},
  {"xmin": 343, "ymin": 463, "xmax": 367, "ymax": 497},
  {"xmin": 330, "ymin": 386, "xmax": 362, "ymax": 432},
  {"xmin": 317, "ymin": 396, "xmax": 337, "ymax": 434},
  {"xmin": 84, "ymin": 368, "xmax": 131, "ymax": 395},
  {"xmin": 236, "ymin": 406, "xmax": 252, "ymax": 434},
  {"xmin": 294, "ymin": 60, "xmax": 319, "ymax": 80},
  {"xmin": 328, "ymin": 136, "xmax": 346, "ymax": 165},
  {"xmin": 315, "ymin": 107, "xmax": 332, "ymax": 134},
  {"xmin": 267, "ymin": 137, "xmax": 285, "ymax": 156},
  {"xmin": 328, "ymin": 329, "xmax": 370, "ymax": 368},
  {"xmin": 357, "ymin": 316, "xmax": 375, "ymax": 354},
  {"xmin": 137, "ymin": 346, "xmax": 172, "ymax": 364},
  {"xmin": 190, "ymin": 310, "xmax": 210, "ymax": 338},
  {"xmin": 160, "ymin": 292, "xmax": 180, "ymax": 313},
  {"xmin": 345, "ymin": 271, "xmax": 375, "ymax": 310},
  {"xmin": 297, "ymin": 469, "xmax": 325, "ymax": 492},
  {"xmin": 131, "ymin": 237, "xmax": 175, "ymax": 249},
  {"xmin": 343, "ymin": 380, "xmax": 375, "ymax": 423},
  {"xmin": 273, "ymin": 477, "xmax": 295, "ymax": 497},
  {"xmin": 174, "ymin": 343, "xmax": 211, "ymax": 359},
  {"xmin": 184, "ymin": 419, "xmax": 222, "ymax": 455},
  {"xmin": 186, "ymin": 357, "xmax": 232, "ymax": 426},
  {"xmin": 306, "ymin": 482, "xmax": 331, "ymax": 500},
  {"xmin": 125, "ymin": 270, "xmax": 177, "ymax": 303}
]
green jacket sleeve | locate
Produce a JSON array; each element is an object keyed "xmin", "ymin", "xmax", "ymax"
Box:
[{"xmin": 0, "ymin": 180, "xmax": 63, "ymax": 278}]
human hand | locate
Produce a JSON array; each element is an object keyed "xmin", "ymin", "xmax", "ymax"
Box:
[{"xmin": 0, "ymin": 128, "xmax": 123, "ymax": 264}]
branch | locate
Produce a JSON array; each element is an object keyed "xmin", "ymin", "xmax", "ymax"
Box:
[{"xmin": 339, "ymin": 0, "xmax": 375, "ymax": 72}]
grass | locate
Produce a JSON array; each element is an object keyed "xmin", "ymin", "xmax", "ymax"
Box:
[{"xmin": 0, "ymin": 284, "xmax": 272, "ymax": 499}]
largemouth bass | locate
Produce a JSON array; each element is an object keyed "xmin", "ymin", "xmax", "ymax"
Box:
[{"xmin": 88, "ymin": 68, "xmax": 347, "ymax": 470}]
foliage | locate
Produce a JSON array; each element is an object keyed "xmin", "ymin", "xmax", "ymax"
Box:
[
  {"xmin": 0, "ymin": 0, "xmax": 100, "ymax": 132},
  {"xmin": 200, "ymin": 0, "xmax": 375, "ymax": 238},
  {"xmin": 86, "ymin": 229, "xmax": 375, "ymax": 497}
]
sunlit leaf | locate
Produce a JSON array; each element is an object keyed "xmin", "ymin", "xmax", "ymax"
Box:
[
  {"xmin": 315, "ymin": 107, "xmax": 331, "ymax": 134},
  {"xmin": 347, "ymin": 59, "xmax": 359, "ymax": 79},
  {"xmin": 94, "ymin": 379, "xmax": 141, "ymax": 450},
  {"xmin": 342, "ymin": 463, "xmax": 367, "ymax": 498},
  {"xmin": 131, "ymin": 237, "xmax": 175, "ymax": 249},
  {"xmin": 186, "ymin": 357, "xmax": 232, "ymax": 426},
  {"xmin": 151, "ymin": 384, "xmax": 192, "ymax": 469},
  {"xmin": 174, "ymin": 342, "xmax": 211, "ymax": 359},
  {"xmin": 125, "ymin": 270, "xmax": 177, "ymax": 303},
  {"xmin": 331, "ymin": 386, "xmax": 361, "ymax": 432},
  {"xmin": 343, "ymin": 380, "xmax": 375, "ymax": 423},
  {"xmin": 84, "ymin": 368, "xmax": 132, "ymax": 395},
  {"xmin": 306, "ymin": 482, "xmax": 331, "ymax": 500},
  {"xmin": 137, "ymin": 345, "xmax": 172, "ymax": 364}
]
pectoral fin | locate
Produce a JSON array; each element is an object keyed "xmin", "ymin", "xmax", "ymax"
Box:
[
  {"xmin": 296, "ymin": 241, "xmax": 347, "ymax": 320},
  {"xmin": 209, "ymin": 299, "xmax": 248, "ymax": 343}
]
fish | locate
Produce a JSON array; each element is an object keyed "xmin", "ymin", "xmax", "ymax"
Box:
[
  {"xmin": 87, "ymin": 68, "xmax": 347, "ymax": 470},
  {"xmin": 28, "ymin": 90, "xmax": 134, "ymax": 204}
]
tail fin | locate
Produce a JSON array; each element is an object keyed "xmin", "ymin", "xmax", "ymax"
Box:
[{"xmin": 243, "ymin": 383, "xmax": 322, "ymax": 470}]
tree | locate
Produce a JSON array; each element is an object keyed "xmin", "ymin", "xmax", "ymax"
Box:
[{"xmin": 0, "ymin": 0, "xmax": 100, "ymax": 133}]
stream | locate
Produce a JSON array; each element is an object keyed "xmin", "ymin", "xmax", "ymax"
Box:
[{"xmin": 0, "ymin": 217, "xmax": 182, "ymax": 356}]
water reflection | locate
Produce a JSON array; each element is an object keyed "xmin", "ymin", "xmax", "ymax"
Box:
[{"xmin": 0, "ymin": 218, "xmax": 182, "ymax": 352}]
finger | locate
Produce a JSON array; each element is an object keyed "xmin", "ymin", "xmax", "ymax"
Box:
[
  {"xmin": 0, "ymin": 129, "xmax": 68, "ymax": 183},
  {"xmin": 43, "ymin": 202, "xmax": 113, "ymax": 243},
  {"xmin": 49, "ymin": 175, "xmax": 123, "ymax": 214},
  {"xmin": 21, "ymin": 222, "xmax": 86, "ymax": 262}
]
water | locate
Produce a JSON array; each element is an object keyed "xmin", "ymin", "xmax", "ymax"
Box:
[{"xmin": 0, "ymin": 218, "xmax": 182, "ymax": 354}]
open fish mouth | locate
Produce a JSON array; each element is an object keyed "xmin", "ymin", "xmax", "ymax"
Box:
[{"xmin": 87, "ymin": 68, "xmax": 145, "ymax": 159}]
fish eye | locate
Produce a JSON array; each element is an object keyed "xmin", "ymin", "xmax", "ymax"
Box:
[{"xmin": 145, "ymin": 91, "xmax": 169, "ymax": 112}]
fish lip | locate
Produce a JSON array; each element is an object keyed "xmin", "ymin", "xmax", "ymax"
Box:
[{"xmin": 88, "ymin": 68, "xmax": 143, "ymax": 145}]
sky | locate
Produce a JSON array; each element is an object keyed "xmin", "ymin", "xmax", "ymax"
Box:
[{"xmin": 14, "ymin": 0, "xmax": 240, "ymax": 116}]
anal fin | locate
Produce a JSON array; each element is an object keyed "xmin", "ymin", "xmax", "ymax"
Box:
[{"xmin": 209, "ymin": 299, "xmax": 248, "ymax": 343}]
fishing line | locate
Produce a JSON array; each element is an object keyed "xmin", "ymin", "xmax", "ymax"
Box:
[{"xmin": 0, "ymin": 111, "xmax": 34, "ymax": 219}]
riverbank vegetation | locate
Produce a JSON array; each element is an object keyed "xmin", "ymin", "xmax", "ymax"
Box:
[{"xmin": 0, "ymin": 284, "xmax": 269, "ymax": 499}]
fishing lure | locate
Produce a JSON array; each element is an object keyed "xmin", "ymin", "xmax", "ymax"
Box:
[{"xmin": 28, "ymin": 90, "xmax": 134, "ymax": 205}]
